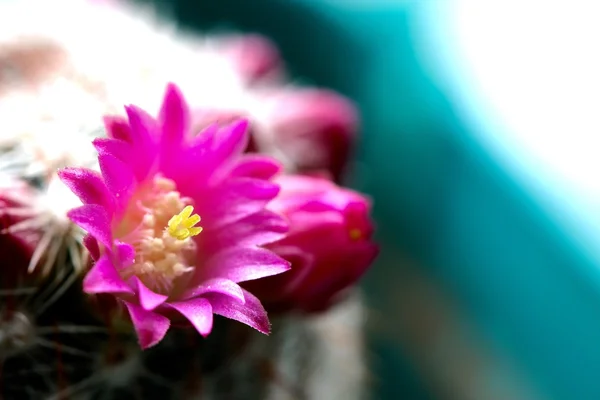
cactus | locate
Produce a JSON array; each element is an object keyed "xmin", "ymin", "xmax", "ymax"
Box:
[{"xmin": 0, "ymin": 2, "xmax": 376, "ymax": 399}]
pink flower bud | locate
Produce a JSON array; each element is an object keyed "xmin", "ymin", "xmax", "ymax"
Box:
[
  {"xmin": 255, "ymin": 89, "xmax": 358, "ymax": 182},
  {"xmin": 247, "ymin": 175, "xmax": 378, "ymax": 313},
  {"xmin": 217, "ymin": 34, "xmax": 283, "ymax": 83}
]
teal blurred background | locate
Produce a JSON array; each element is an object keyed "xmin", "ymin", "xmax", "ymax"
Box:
[{"xmin": 149, "ymin": 1, "xmax": 600, "ymax": 399}]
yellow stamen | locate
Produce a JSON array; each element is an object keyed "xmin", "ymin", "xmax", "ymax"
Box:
[
  {"xmin": 117, "ymin": 176, "xmax": 200, "ymax": 294},
  {"xmin": 167, "ymin": 205, "xmax": 203, "ymax": 240}
]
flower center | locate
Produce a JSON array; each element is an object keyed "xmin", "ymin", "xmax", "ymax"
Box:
[{"xmin": 119, "ymin": 176, "xmax": 203, "ymax": 294}]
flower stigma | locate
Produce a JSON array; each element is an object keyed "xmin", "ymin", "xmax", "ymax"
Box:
[
  {"xmin": 349, "ymin": 228, "xmax": 362, "ymax": 241},
  {"xmin": 118, "ymin": 176, "xmax": 203, "ymax": 294},
  {"xmin": 167, "ymin": 205, "xmax": 203, "ymax": 240}
]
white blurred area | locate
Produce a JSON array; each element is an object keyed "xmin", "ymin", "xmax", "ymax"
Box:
[
  {"xmin": 0, "ymin": 0, "xmax": 247, "ymax": 115},
  {"xmin": 419, "ymin": 2, "xmax": 600, "ymax": 263},
  {"xmin": 0, "ymin": 0, "xmax": 280, "ymax": 176}
]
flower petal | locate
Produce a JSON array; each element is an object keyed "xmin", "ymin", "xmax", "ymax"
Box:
[
  {"xmin": 83, "ymin": 254, "xmax": 133, "ymax": 295},
  {"xmin": 115, "ymin": 241, "xmax": 135, "ymax": 266},
  {"xmin": 229, "ymin": 155, "xmax": 282, "ymax": 180},
  {"xmin": 123, "ymin": 301, "xmax": 170, "ymax": 349},
  {"xmin": 189, "ymin": 123, "xmax": 218, "ymax": 149},
  {"xmin": 67, "ymin": 204, "xmax": 112, "ymax": 248},
  {"xmin": 124, "ymin": 105, "xmax": 158, "ymax": 181},
  {"xmin": 134, "ymin": 277, "xmax": 168, "ymax": 311},
  {"xmin": 202, "ymin": 247, "xmax": 290, "ymax": 283},
  {"xmin": 83, "ymin": 234, "xmax": 100, "ymax": 261},
  {"xmin": 98, "ymin": 153, "xmax": 135, "ymax": 208},
  {"xmin": 206, "ymin": 289, "xmax": 270, "ymax": 334},
  {"xmin": 166, "ymin": 122, "xmax": 249, "ymax": 186},
  {"xmin": 204, "ymin": 210, "xmax": 288, "ymax": 250},
  {"xmin": 159, "ymin": 83, "xmax": 189, "ymax": 152},
  {"xmin": 165, "ymin": 124, "xmax": 217, "ymax": 186},
  {"xmin": 93, "ymin": 137, "xmax": 132, "ymax": 164},
  {"xmin": 58, "ymin": 168, "xmax": 113, "ymax": 210},
  {"xmin": 181, "ymin": 278, "xmax": 245, "ymax": 302},
  {"xmin": 198, "ymin": 178, "xmax": 280, "ymax": 228},
  {"xmin": 104, "ymin": 116, "xmax": 133, "ymax": 142},
  {"xmin": 210, "ymin": 120, "xmax": 249, "ymax": 165},
  {"xmin": 168, "ymin": 298, "xmax": 213, "ymax": 337}
]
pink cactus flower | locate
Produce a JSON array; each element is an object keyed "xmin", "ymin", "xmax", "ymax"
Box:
[
  {"xmin": 246, "ymin": 175, "xmax": 378, "ymax": 313},
  {"xmin": 190, "ymin": 88, "xmax": 359, "ymax": 181},
  {"xmin": 217, "ymin": 34, "xmax": 283, "ymax": 83},
  {"xmin": 58, "ymin": 83, "xmax": 291, "ymax": 349},
  {"xmin": 251, "ymin": 88, "xmax": 358, "ymax": 181}
]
